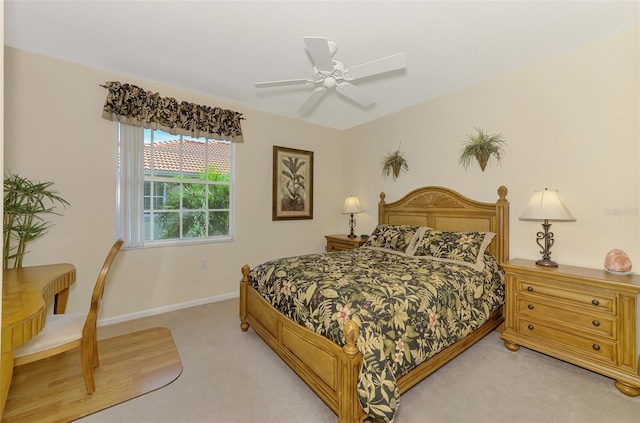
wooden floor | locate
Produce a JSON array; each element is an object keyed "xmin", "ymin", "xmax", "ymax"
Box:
[{"xmin": 2, "ymin": 327, "xmax": 182, "ymax": 423}]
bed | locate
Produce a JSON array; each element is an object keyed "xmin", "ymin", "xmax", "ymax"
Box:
[{"xmin": 239, "ymin": 185, "xmax": 509, "ymax": 422}]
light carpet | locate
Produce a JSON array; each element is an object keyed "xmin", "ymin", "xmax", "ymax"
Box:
[{"xmin": 73, "ymin": 299, "xmax": 639, "ymax": 423}]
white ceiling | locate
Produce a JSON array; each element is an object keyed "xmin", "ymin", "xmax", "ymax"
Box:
[{"xmin": 4, "ymin": 1, "xmax": 638, "ymax": 130}]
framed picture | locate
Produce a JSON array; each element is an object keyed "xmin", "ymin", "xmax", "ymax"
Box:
[{"xmin": 273, "ymin": 146, "xmax": 314, "ymax": 220}]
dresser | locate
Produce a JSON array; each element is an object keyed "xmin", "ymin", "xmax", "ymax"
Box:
[
  {"xmin": 325, "ymin": 234, "xmax": 367, "ymax": 252},
  {"xmin": 500, "ymin": 258, "xmax": 640, "ymax": 396}
]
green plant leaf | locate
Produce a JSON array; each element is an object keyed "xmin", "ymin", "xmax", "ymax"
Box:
[
  {"xmin": 458, "ymin": 127, "xmax": 507, "ymax": 171},
  {"xmin": 381, "ymin": 141, "xmax": 409, "ymax": 180},
  {"xmin": 3, "ymin": 173, "xmax": 70, "ymax": 269}
]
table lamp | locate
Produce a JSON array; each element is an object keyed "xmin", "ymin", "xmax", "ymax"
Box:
[
  {"xmin": 342, "ymin": 196, "xmax": 363, "ymax": 238},
  {"xmin": 520, "ymin": 188, "xmax": 575, "ymax": 267}
]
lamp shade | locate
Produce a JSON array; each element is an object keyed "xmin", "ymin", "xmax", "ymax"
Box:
[
  {"xmin": 342, "ymin": 196, "xmax": 363, "ymax": 214},
  {"xmin": 520, "ymin": 189, "xmax": 575, "ymax": 221}
]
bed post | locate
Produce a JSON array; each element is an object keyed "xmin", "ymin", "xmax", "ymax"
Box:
[
  {"xmin": 240, "ymin": 264, "xmax": 250, "ymax": 332},
  {"xmin": 339, "ymin": 320, "xmax": 365, "ymax": 423},
  {"xmin": 496, "ymin": 186, "xmax": 509, "ymax": 263},
  {"xmin": 377, "ymin": 192, "xmax": 387, "ymax": 225}
]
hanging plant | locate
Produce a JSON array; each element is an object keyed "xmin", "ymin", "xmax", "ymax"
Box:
[
  {"xmin": 381, "ymin": 141, "xmax": 409, "ymax": 181},
  {"xmin": 3, "ymin": 174, "xmax": 70, "ymax": 269},
  {"xmin": 458, "ymin": 127, "xmax": 507, "ymax": 172}
]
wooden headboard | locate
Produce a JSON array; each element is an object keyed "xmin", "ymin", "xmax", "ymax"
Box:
[{"xmin": 378, "ymin": 186, "xmax": 509, "ymax": 264}]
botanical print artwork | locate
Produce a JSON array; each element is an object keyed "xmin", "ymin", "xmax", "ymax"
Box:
[
  {"xmin": 280, "ymin": 154, "xmax": 307, "ymax": 212},
  {"xmin": 272, "ymin": 146, "xmax": 313, "ymax": 220},
  {"xmin": 249, "ymin": 248, "xmax": 505, "ymax": 421}
]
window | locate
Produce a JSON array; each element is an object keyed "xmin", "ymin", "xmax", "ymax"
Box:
[{"xmin": 117, "ymin": 124, "xmax": 233, "ymax": 247}]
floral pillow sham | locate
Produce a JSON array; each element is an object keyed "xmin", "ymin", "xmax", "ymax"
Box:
[
  {"xmin": 362, "ymin": 224, "xmax": 427, "ymax": 254},
  {"xmin": 408, "ymin": 229, "xmax": 496, "ymax": 271}
]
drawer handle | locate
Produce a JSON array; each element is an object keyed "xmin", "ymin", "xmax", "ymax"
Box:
[
  {"xmin": 527, "ymin": 324, "xmax": 534, "ymax": 330},
  {"xmin": 527, "ymin": 304, "xmax": 534, "ymax": 310},
  {"xmin": 591, "ymin": 299, "xmax": 600, "ymax": 306},
  {"xmin": 527, "ymin": 286, "xmax": 534, "ymax": 292},
  {"xmin": 592, "ymin": 344, "xmax": 601, "ymax": 351},
  {"xmin": 592, "ymin": 320, "xmax": 600, "ymax": 327}
]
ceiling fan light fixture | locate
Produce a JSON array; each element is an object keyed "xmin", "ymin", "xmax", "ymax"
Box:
[{"xmin": 323, "ymin": 76, "xmax": 337, "ymax": 89}]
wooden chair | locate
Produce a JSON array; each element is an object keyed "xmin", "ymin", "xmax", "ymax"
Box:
[{"xmin": 13, "ymin": 239, "xmax": 124, "ymax": 394}]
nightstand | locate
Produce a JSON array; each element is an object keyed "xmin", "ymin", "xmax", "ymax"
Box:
[
  {"xmin": 500, "ymin": 258, "xmax": 640, "ymax": 396},
  {"xmin": 325, "ymin": 234, "xmax": 367, "ymax": 252}
]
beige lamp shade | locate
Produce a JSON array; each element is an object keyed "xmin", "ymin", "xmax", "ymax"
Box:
[
  {"xmin": 342, "ymin": 196, "xmax": 363, "ymax": 214},
  {"xmin": 520, "ymin": 189, "xmax": 575, "ymax": 221}
]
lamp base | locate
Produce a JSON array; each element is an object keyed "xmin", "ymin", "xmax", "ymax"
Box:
[
  {"xmin": 347, "ymin": 213, "xmax": 357, "ymax": 238},
  {"xmin": 534, "ymin": 220, "xmax": 558, "ymax": 267},
  {"xmin": 535, "ymin": 258, "xmax": 558, "ymax": 267}
]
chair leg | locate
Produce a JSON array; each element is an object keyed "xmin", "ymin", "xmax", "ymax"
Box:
[
  {"xmin": 92, "ymin": 331, "xmax": 100, "ymax": 368},
  {"xmin": 80, "ymin": 344, "xmax": 96, "ymax": 395}
]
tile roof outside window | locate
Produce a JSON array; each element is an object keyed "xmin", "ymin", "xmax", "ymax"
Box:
[{"xmin": 144, "ymin": 139, "xmax": 231, "ymax": 175}]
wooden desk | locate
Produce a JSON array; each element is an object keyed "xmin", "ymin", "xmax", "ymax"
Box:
[{"xmin": 1, "ymin": 263, "xmax": 76, "ymax": 416}]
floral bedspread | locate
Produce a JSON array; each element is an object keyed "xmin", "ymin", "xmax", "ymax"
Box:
[{"xmin": 249, "ymin": 247, "xmax": 505, "ymax": 421}]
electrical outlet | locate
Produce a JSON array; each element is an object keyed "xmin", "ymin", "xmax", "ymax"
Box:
[{"xmin": 200, "ymin": 259, "xmax": 207, "ymax": 269}]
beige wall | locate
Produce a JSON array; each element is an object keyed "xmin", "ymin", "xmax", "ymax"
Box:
[
  {"xmin": 344, "ymin": 28, "xmax": 639, "ymax": 270},
  {"xmin": 4, "ymin": 47, "xmax": 346, "ymax": 320},
  {"xmin": 3, "ymin": 27, "xmax": 639, "ymax": 323}
]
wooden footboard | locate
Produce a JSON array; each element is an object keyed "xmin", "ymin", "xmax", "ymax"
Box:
[
  {"xmin": 240, "ymin": 265, "xmax": 366, "ymax": 423},
  {"xmin": 240, "ymin": 265, "xmax": 504, "ymax": 423}
]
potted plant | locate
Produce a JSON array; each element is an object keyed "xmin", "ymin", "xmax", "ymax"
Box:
[
  {"xmin": 3, "ymin": 174, "xmax": 70, "ymax": 269},
  {"xmin": 458, "ymin": 127, "xmax": 507, "ymax": 172},
  {"xmin": 381, "ymin": 141, "xmax": 409, "ymax": 180}
]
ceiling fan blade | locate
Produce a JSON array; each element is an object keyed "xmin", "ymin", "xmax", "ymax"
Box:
[
  {"xmin": 298, "ymin": 87, "xmax": 326, "ymax": 113},
  {"xmin": 255, "ymin": 78, "xmax": 311, "ymax": 88},
  {"xmin": 336, "ymin": 82, "xmax": 375, "ymax": 107},
  {"xmin": 303, "ymin": 37, "xmax": 334, "ymax": 73},
  {"xmin": 345, "ymin": 53, "xmax": 406, "ymax": 81}
]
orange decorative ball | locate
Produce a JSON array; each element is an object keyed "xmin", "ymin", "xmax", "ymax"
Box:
[{"xmin": 604, "ymin": 249, "xmax": 632, "ymax": 273}]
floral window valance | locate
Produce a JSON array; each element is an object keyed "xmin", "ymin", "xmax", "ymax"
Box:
[{"xmin": 101, "ymin": 81, "xmax": 244, "ymax": 143}]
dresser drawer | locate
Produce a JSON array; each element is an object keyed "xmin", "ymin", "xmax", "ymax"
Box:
[
  {"xmin": 516, "ymin": 276, "xmax": 615, "ymax": 313},
  {"xmin": 516, "ymin": 317, "xmax": 617, "ymax": 365},
  {"xmin": 516, "ymin": 296, "xmax": 616, "ymax": 339}
]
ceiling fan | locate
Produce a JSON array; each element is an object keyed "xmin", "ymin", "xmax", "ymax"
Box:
[{"xmin": 255, "ymin": 37, "xmax": 406, "ymax": 113}]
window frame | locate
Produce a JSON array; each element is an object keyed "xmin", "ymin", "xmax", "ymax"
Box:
[{"xmin": 116, "ymin": 124, "xmax": 235, "ymax": 248}]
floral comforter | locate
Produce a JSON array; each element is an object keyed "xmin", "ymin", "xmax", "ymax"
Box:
[{"xmin": 249, "ymin": 247, "xmax": 505, "ymax": 421}]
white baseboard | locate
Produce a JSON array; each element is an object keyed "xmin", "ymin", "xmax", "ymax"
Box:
[{"xmin": 98, "ymin": 291, "xmax": 240, "ymax": 327}]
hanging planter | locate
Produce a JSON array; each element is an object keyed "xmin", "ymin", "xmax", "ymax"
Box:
[
  {"xmin": 458, "ymin": 127, "xmax": 507, "ymax": 172},
  {"xmin": 381, "ymin": 141, "xmax": 409, "ymax": 181}
]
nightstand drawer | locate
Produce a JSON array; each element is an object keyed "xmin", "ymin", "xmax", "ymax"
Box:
[
  {"xmin": 516, "ymin": 317, "xmax": 617, "ymax": 365},
  {"xmin": 327, "ymin": 241, "xmax": 352, "ymax": 252},
  {"xmin": 325, "ymin": 235, "xmax": 366, "ymax": 252},
  {"xmin": 516, "ymin": 297, "xmax": 616, "ymax": 338},
  {"xmin": 516, "ymin": 277, "xmax": 615, "ymax": 313}
]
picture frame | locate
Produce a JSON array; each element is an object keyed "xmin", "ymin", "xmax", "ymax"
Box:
[{"xmin": 273, "ymin": 146, "xmax": 314, "ymax": 220}]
